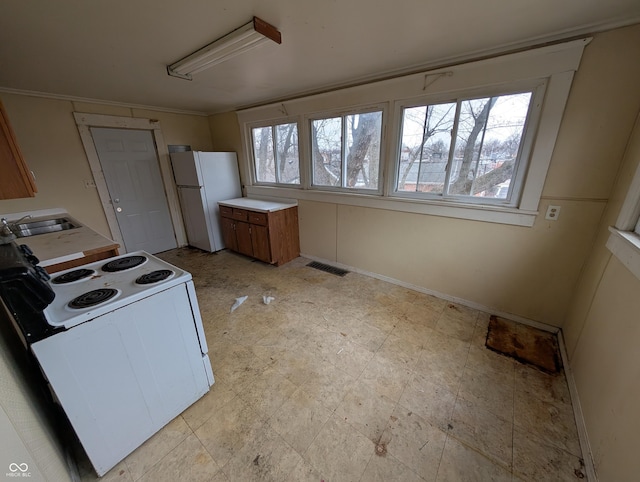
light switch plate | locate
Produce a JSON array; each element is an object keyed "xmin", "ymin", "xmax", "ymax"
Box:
[{"xmin": 545, "ymin": 205, "xmax": 561, "ymax": 221}]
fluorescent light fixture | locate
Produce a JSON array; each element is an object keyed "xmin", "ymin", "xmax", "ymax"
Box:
[{"xmin": 167, "ymin": 17, "xmax": 282, "ymax": 80}]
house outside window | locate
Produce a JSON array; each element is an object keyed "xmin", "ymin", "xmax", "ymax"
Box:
[{"xmin": 394, "ymin": 91, "xmax": 537, "ymax": 206}]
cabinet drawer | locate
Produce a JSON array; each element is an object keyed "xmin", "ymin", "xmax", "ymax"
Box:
[
  {"xmin": 248, "ymin": 211, "xmax": 268, "ymax": 226},
  {"xmin": 219, "ymin": 205, "xmax": 233, "ymax": 218},
  {"xmin": 232, "ymin": 208, "xmax": 248, "ymax": 221}
]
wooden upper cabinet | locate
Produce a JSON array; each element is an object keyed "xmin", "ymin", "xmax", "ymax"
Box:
[{"xmin": 0, "ymin": 100, "xmax": 36, "ymax": 199}]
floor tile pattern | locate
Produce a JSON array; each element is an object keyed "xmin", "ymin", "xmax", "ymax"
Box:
[{"xmin": 77, "ymin": 248, "xmax": 585, "ymax": 481}]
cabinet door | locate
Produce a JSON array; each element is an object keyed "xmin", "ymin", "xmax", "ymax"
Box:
[
  {"xmin": 220, "ymin": 217, "xmax": 238, "ymax": 252},
  {"xmin": 235, "ymin": 221, "xmax": 253, "ymax": 257},
  {"xmin": 251, "ymin": 224, "xmax": 272, "ymax": 263},
  {"xmin": 0, "ymin": 101, "xmax": 36, "ymax": 199}
]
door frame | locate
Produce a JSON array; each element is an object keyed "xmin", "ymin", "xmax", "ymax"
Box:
[{"xmin": 74, "ymin": 113, "xmax": 186, "ymax": 251}]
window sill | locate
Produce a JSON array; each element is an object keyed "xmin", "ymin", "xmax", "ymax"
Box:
[
  {"xmin": 606, "ymin": 227, "xmax": 640, "ymax": 280},
  {"xmin": 246, "ymin": 185, "xmax": 539, "ymax": 226}
]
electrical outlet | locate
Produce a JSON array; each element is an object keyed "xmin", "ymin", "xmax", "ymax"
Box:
[
  {"xmin": 84, "ymin": 179, "xmax": 96, "ymax": 188},
  {"xmin": 545, "ymin": 205, "xmax": 561, "ymax": 221}
]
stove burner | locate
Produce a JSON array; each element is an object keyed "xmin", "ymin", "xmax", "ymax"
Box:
[
  {"xmin": 135, "ymin": 270, "xmax": 173, "ymax": 285},
  {"xmin": 51, "ymin": 268, "xmax": 94, "ymax": 284},
  {"xmin": 68, "ymin": 288, "xmax": 118, "ymax": 309},
  {"xmin": 102, "ymin": 256, "xmax": 147, "ymax": 272}
]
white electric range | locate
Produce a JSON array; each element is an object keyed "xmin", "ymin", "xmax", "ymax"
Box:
[{"xmin": 30, "ymin": 251, "xmax": 214, "ymax": 476}]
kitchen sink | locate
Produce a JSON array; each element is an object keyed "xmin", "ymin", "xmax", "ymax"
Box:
[{"xmin": 12, "ymin": 218, "xmax": 80, "ymax": 237}]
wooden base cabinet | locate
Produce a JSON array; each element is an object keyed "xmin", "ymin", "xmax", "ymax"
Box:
[{"xmin": 219, "ymin": 204, "xmax": 299, "ymax": 266}]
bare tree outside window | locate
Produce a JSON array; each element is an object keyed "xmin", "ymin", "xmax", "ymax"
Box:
[
  {"xmin": 312, "ymin": 111, "xmax": 383, "ymax": 190},
  {"xmin": 312, "ymin": 117, "xmax": 342, "ymax": 186},
  {"xmin": 253, "ymin": 126, "xmax": 274, "ymax": 182},
  {"xmin": 252, "ymin": 123, "xmax": 300, "ymax": 184},
  {"xmin": 396, "ymin": 92, "xmax": 532, "ymax": 201},
  {"xmin": 275, "ymin": 123, "xmax": 300, "ymax": 184},
  {"xmin": 397, "ymin": 102, "xmax": 456, "ymax": 193}
]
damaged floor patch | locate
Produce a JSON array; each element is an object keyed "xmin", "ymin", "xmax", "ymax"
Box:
[{"xmin": 486, "ymin": 315, "xmax": 562, "ymax": 374}]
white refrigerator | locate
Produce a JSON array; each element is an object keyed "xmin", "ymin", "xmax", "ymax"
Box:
[{"xmin": 170, "ymin": 151, "xmax": 242, "ymax": 252}]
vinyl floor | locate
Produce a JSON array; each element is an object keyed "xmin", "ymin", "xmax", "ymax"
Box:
[{"xmin": 78, "ymin": 248, "xmax": 585, "ymax": 481}]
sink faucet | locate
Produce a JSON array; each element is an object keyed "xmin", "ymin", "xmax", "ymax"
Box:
[
  {"xmin": 9, "ymin": 214, "xmax": 32, "ymax": 227},
  {"xmin": 0, "ymin": 215, "xmax": 32, "ymax": 244},
  {"xmin": 0, "ymin": 218, "xmax": 16, "ymax": 244}
]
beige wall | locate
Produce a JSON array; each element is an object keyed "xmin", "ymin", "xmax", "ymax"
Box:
[
  {"xmin": 563, "ymin": 112, "xmax": 640, "ymax": 356},
  {"xmin": 218, "ymin": 24, "xmax": 640, "ymax": 327},
  {"xmin": 570, "ymin": 257, "xmax": 640, "ymax": 481},
  {"xmin": 0, "ymin": 94, "xmax": 212, "ymax": 237},
  {"xmin": 562, "ymin": 110, "xmax": 640, "ymax": 481},
  {"xmin": 208, "ymin": 111, "xmax": 242, "ymax": 152},
  {"xmin": 299, "ymin": 197, "xmax": 605, "ymax": 325},
  {"xmin": 208, "ymin": 112, "xmax": 246, "ymax": 195}
]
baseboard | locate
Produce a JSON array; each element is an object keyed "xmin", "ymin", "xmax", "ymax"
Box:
[
  {"xmin": 557, "ymin": 330, "xmax": 598, "ymax": 481},
  {"xmin": 299, "ymin": 253, "xmax": 559, "ymax": 333}
]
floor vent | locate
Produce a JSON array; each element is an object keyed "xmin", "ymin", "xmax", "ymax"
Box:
[{"xmin": 306, "ymin": 261, "xmax": 349, "ymax": 277}]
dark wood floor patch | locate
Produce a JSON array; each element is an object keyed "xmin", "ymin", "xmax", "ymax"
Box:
[{"xmin": 486, "ymin": 315, "xmax": 562, "ymax": 374}]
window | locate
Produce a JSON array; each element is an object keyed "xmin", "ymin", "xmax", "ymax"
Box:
[
  {"xmin": 395, "ymin": 91, "xmax": 535, "ymax": 205},
  {"xmin": 251, "ymin": 123, "xmax": 300, "ymax": 185},
  {"xmin": 311, "ymin": 110, "xmax": 383, "ymax": 191},
  {"xmin": 238, "ymin": 38, "xmax": 589, "ymax": 226}
]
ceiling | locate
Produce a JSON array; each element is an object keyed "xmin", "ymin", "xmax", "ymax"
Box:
[{"xmin": 1, "ymin": 1, "xmax": 639, "ymax": 114}]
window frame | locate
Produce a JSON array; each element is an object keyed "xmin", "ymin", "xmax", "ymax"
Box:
[
  {"xmin": 238, "ymin": 38, "xmax": 590, "ymax": 227},
  {"xmin": 390, "ymin": 81, "xmax": 547, "ymax": 207},
  {"xmin": 306, "ymin": 103, "xmax": 387, "ymax": 195},
  {"xmin": 248, "ymin": 118, "xmax": 302, "ymax": 188}
]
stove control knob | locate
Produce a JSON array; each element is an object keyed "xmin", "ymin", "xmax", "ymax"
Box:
[
  {"xmin": 26, "ymin": 254, "xmax": 40, "ymax": 266},
  {"xmin": 19, "ymin": 244, "xmax": 40, "ymax": 266},
  {"xmin": 35, "ymin": 265, "xmax": 51, "ymax": 281},
  {"xmin": 18, "ymin": 244, "xmax": 33, "ymax": 256}
]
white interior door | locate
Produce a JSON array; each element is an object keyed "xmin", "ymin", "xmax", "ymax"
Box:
[{"xmin": 91, "ymin": 128, "xmax": 178, "ymax": 253}]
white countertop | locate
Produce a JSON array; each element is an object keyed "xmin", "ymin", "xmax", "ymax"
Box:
[
  {"xmin": 218, "ymin": 197, "xmax": 298, "ymax": 213},
  {"xmin": 2, "ymin": 209, "xmax": 119, "ymax": 267},
  {"xmin": 24, "ymin": 226, "xmax": 119, "ymax": 267}
]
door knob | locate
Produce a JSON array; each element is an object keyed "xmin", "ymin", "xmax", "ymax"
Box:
[{"xmin": 116, "ymin": 207, "xmax": 123, "ymax": 213}]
